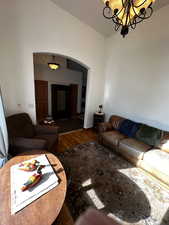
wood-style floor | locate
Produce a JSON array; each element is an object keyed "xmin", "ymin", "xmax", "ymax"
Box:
[
  {"xmin": 54, "ymin": 129, "xmax": 97, "ymax": 225},
  {"xmin": 58, "ymin": 129, "xmax": 97, "ymax": 153}
]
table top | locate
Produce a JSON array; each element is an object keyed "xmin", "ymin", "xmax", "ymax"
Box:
[{"xmin": 0, "ymin": 150, "xmax": 67, "ymax": 225}]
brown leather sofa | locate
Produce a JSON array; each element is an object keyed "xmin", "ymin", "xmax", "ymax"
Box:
[
  {"xmin": 99, "ymin": 115, "xmax": 169, "ymax": 186},
  {"xmin": 6, "ymin": 113, "xmax": 59, "ymax": 156}
]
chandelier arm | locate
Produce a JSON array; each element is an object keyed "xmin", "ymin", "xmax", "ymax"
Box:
[
  {"xmin": 103, "ymin": 6, "xmax": 132, "ymax": 21},
  {"xmin": 131, "ymin": 19, "xmax": 145, "ymax": 25},
  {"xmin": 121, "ymin": 4, "xmax": 127, "ymax": 24},
  {"xmin": 128, "ymin": 15, "xmax": 150, "ymax": 27},
  {"xmin": 114, "ymin": 23, "xmax": 121, "ymax": 31},
  {"xmin": 131, "ymin": 21, "xmax": 137, "ymax": 29},
  {"xmin": 131, "ymin": 4, "xmax": 143, "ymax": 19},
  {"xmin": 134, "ymin": 14, "xmax": 152, "ymax": 23},
  {"xmin": 121, "ymin": 0, "xmax": 126, "ymax": 8},
  {"xmin": 111, "ymin": 9, "xmax": 125, "ymax": 27},
  {"xmin": 129, "ymin": 10, "xmax": 137, "ymax": 30},
  {"xmin": 143, "ymin": 6, "xmax": 153, "ymax": 19},
  {"xmin": 128, "ymin": 12, "xmax": 146, "ymax": 28},
  {"xmin": 131, "ymin": 4, "xmax": 153, "ymax": 20},
  {"xmin": 147, "ymin": 6, "xmax": 153, "ymax": 16},
  {"xmin": 103, "ymin": 0, "xmax": 126, "ymax": 19},
  {"xmin": 125, "ymin": 1, "xmax": 132, "ymax": 27},
  {"xmin": 103, "ymin": 6, "xmax": 114, "ymax": 19},
  {"xmin": 112, "ymin": 17, "xmax": 122, "ymax": 26},
  {"xmin": 115, "ymin": 6, "xmax": 125, "ymax": 18}
]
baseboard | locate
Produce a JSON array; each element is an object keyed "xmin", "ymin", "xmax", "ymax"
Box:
[{"xmin": 59, "ymin": 129, "xmax": 83, "ymax": 136}]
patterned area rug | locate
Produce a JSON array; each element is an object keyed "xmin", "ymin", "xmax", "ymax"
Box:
[{"xmin": 58, "ymin": 142, "xmax": 169, "ymax": 225}]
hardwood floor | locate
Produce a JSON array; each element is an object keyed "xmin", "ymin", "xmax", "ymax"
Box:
[
  {"xmin": 52, "ymin": 204, "xmax": 74, "ymax": 225},
  {"xmin": 58, "ymin": 129, "xmax": 97, "ymax": 153},
  {"xmin": 55, "ymin": 129, "xmax": 97, "ymax": 225}
]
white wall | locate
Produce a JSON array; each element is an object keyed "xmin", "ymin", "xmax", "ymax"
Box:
[
  {"xmin": 0, "ymin": 0, "xmax": 106, "ymax": 128},
  {"xmin": 104, "ymin": 5, "xmax": 169, "ymax": 131},
  {"xmin": 34, "ymin": 64, "xmax": 83, "ymax": 114}
]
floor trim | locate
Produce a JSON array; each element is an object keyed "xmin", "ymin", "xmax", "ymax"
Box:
[{"xmin": 59, "ymin": 129, "xmax": 83, "ymax": 136}]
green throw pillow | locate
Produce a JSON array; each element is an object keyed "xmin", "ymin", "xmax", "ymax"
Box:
[{"xmin": 136, "ymin": 124, "xmax": 162, "ymax": 147}]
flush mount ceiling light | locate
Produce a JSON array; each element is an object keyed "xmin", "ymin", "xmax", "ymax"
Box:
[
  {"xmin": 102, "ymin": 0, "xmax": 155, "ymax": 37},
  {"xmin": 48, "ymin": 55, "xmax": 60, "ymax": 70},
  {"xmin": 48, "ymin": 63, "xmax": 60, "ymax": 70}
]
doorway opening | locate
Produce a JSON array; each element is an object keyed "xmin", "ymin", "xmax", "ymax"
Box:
[{"xmin": 33, "ymin": 53, "xmax": 88, "ymax": 133}]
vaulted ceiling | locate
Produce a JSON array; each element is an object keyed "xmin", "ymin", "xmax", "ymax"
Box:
[{"xmin": 51, "ymin": 0, "xmax": 169, "ymax": 36}]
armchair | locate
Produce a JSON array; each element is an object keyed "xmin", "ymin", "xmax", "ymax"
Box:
[{"xmin": 6, "ymin": 113, "xmax": 59, "ymax": 156}]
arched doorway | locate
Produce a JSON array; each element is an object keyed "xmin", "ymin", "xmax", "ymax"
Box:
[{"xmin": 33, "ymin": 52, "xmax": 89, "ymax": 133}]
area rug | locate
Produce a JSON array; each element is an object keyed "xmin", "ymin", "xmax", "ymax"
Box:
[{"xmin": 58, "ymin": 142, "xmax": 169, "ymax": 225}]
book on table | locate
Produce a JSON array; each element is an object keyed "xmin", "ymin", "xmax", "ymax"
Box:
[{"xmin": 10, "ymin": 154, "xmax": 59, "ymax": 214}]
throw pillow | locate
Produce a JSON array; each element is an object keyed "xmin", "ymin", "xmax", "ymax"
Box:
[
  {"xmin": 135, "ymin": 124, "xmax": 162, "ymax": 147},
  {"xmin": 119, "ymin": 119, "xmax": 140, "ymax": 137}
]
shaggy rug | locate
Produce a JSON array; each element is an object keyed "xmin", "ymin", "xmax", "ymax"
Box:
[{"xmin": 58, "ymin": 142, "xmax": 169, "ymax": 225}]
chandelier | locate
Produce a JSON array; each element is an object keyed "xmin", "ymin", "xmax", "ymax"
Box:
[{"xmin": 102, "ymin": 0, "xmax": 155, "ymax": 37}]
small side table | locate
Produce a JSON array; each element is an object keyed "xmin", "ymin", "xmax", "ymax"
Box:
[
  {"xmin": 93, "ymin": 112, "xmax": 105, "ymax": 130},
  {"xmin": 0, "ymin": 150, "xmax": 67, "ymax": 225}
]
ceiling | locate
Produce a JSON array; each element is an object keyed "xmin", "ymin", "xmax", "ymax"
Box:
[
  {"xmin": 51, "ymin": 0, "xmax": 169, "ymax": 37},
  {"xmin": 33, "ymin": 53, "xmax": 87, "ymax": 75}
]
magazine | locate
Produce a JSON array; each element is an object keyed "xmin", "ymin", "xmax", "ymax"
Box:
[{"xmin": 11, "ymin": 154, "xmax": 59, "ymax": 214}]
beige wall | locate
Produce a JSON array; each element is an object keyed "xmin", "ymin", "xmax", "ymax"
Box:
[
  {"xmin": 1, "ymin": 0, "xmax": 168, "ymax": 130},
  {"xmin": 103, "ymin": 5, "xmax": 169, "ymax": 131},
  {"xmin": 0, "ymin": 0, "xmax": 106, "ymax": 128}
]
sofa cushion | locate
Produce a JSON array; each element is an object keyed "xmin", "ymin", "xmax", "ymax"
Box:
[
  {"xmin": 136, "ymin": 124, "xmax": 162, "ymax": 147},
  {"xmin": 139, "ymin": 149, "xmax": 169, "ymax": 186},
  {"xmin": 118, "ymin": 138, "xmax": 151, "ymax": 165},
  {"xmin": 6, "ymin": 113, "xmax": 35, "ymax": 138},
  {"xmin": 119, "ymin": 119, "xmax": 140, "ymax": 137},
  {"xmin": 100, "ymin": 131, "xmax": 126, "ymax": 151},
  {"xmin": 35, "ymin": 134, "xmax": 57, "ymax": 151},
  {"xmin": 109, "ymin": 115, "xmax": 125, "ymax": 130}
]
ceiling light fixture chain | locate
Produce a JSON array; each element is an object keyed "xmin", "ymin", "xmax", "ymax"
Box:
[{"xmin": 102, "ymin": 0, "xmax": 155, "ymax": 37}]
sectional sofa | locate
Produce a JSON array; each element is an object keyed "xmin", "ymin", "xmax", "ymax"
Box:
[{"xmin": 98, "ymin": 115, "xmax": 169, "ymax": 186}]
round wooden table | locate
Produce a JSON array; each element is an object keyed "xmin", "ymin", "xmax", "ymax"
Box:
[{"xmin": 0, "ymin": 150, "xmax": 67, "ymax": 225}]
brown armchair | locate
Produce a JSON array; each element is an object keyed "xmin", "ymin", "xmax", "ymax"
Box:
[{"xmin": 6, "ymin": 113, "xmax": 59, "ymax": 156}]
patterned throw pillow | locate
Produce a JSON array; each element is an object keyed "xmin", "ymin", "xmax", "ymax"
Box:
[{"xmin": 109, "ymin": 115, "xmax": 124, "ymax": 130}]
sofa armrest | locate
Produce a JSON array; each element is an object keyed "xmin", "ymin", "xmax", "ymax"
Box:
[
  {"xmin": 10, "ymin": 137, "xmax": 47, "ymax": 150},
  {"xmin": 35, "ymin": 125, "xmax": 59, "ymax": 135},
  {"xmin": 157, "ymin": 131, "xmax": 169, "ymax": 152},
  {"xmin": 98, "ymin": 122, "xmax": 113, "ymax": 133}
]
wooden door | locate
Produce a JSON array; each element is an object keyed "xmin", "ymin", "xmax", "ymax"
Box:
[
  {"xmin": 69, "ymin": 84, "xmax": 78, "ymax": 117},
  {"xmin": 35, "ymin": 80, "xmax": 48, "ymax": 122}
]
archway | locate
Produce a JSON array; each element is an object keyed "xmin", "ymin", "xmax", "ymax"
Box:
[{"xmin": 33, "ymin": 52, "xmax": 90, "ymax": 132}]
